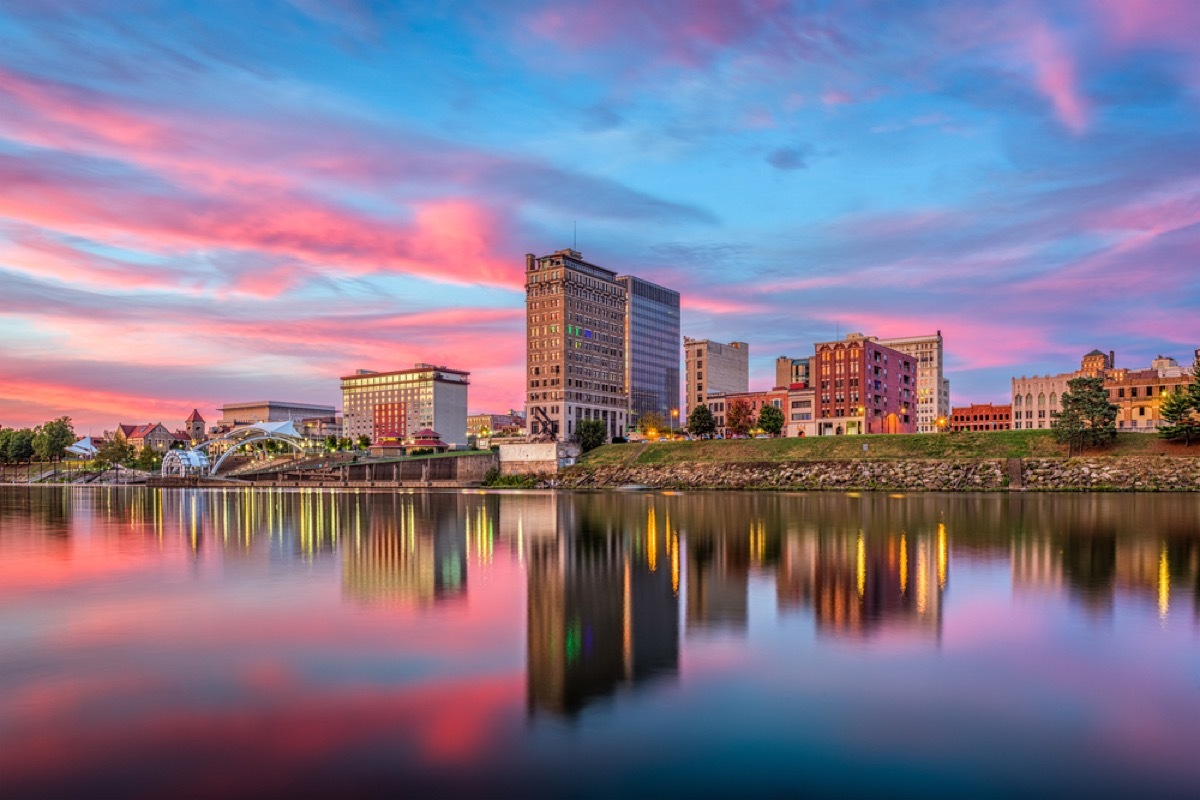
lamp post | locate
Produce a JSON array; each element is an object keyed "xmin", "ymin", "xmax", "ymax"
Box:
[{"xmin": 671, "ymin": 408, "xmax": 679, "ymax": 436}]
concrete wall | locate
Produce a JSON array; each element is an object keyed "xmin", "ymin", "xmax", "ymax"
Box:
[{"xmin": 499, "ymin": 442, "xmax": 582, "ymax": 475}]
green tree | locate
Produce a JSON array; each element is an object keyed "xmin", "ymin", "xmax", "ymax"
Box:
[
  {"xmin": 637, "ymin": 411, "xmax": 666, "ymax": 435},
  {"xmin": 1188, "ymin": 351, "xmax": 1200, "ymax": 409},
  {"xmin": 96, "ymin": 436, "xmax": 135, "ymax": 469},
  {"xmin": 324, "ymin": 434, "xmax": 338, "ymax": 451},
  {"xmin": 687, "ymin": 404, "xmax": 716, "ymax": 438},
  {"xmin": 726, "ymin": 399, "xmax": 755, "ymax": 437},
  {"xmin": 757, "ymin": 405, "xmax": 784, "ymax": 437},
  {"xmin": 133, "ymin": 446, "xmax": 161, "ymax": 471},
  {"xmin": 0, "ymin": 428, "xmax": 13, "ymax": 464},
  {"xmin": 33, "ymin": 417, "xmax": 76, "ymax": 464},
  {"xmin": 6, "ymin": 428, "xmax": 35, "ymax": 464},
  {"xmin": 577, "ymin": 419, "xmax": 607, "ymax": 452},
  {"xmin": 357, "ymin": 434, "xmax": 372, "ymax": 450},
  {"xmin": 338, "ymin": 437, "xmax": 353, "ymax": 451},
  {"xmin": 1159, "ymin": 387, "xmax": 1199, "ymax": 446},
  {"xmin": 1053, "ymin": 375, "xmax": 1118, "ymax": 455}
]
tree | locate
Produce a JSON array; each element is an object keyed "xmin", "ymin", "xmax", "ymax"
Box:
[
  {"xmin": 357, "ymin": 434, "xmax": 372, "ymax": 450},
  {"xmin": 33, "ymin": 417, "xmax": 76, "ymax": 464},
  {"xmin": 1053, "ymin": 375, "xmax": 1117, "ymax": 455},
  {"xmin": 688, "ymin": 404, "xmax": 716, "ymax": 438},
  {"xmin": 577, "ymin": 419, "xmax": 607, "ymax": 452},
  {"xmin": 1188, "ymin": 350, "xmax": 1200, "ymax": 409},
  {"xmin": 1160, "ymin": 386, "xmax": 1199, "ymax": 446},
  {"xmin": 637, "ymin": 411, "xmax": 666, "ymax": 436},
  {"xmin": 133, "ymin": 446, "xmax": 161, "ymax": 472},
  {"xmin": 6, "ymin": 428, "xmax": 35, "ymax": 464},
  {"xmin": 96, "ymin": 437, "xmax": 135, "ymax": 469},
  {"xmin": 0, "ymin": 428, "xmax": 12, "ymax": 464},
  {"xmin": 726, "ymin": 399, "xmax": 755, "ymax": 438},
  {"xmin": 757, "ymin": 405, "xmax": 784, "ymax": 437},
  {"xmin": 338, "ymin": 437, "xmax": 353, "ymax": 451}
]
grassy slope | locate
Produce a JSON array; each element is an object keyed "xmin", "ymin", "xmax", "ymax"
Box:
[{"xmin": 580, "ymin": 431, "xmax": 1192, "ymax": 467}]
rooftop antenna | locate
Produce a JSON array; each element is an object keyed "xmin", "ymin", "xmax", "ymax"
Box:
[
  {"xmin": 836, "ymin": 321, "xmax": 840, "ymax": 340},
  {"xmin": 573, "ymin": 220, "xmax": 577, "ymax": 250}
]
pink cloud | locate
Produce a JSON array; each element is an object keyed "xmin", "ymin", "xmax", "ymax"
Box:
[{"xmin": 1025, "ymin": 20, "xmax": 1089, "ymax": 134}]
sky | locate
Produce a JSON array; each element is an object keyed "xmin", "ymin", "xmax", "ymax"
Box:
[{"xmin": 0, "ymin": 0, "xmax": 1197, "ymax": 434}]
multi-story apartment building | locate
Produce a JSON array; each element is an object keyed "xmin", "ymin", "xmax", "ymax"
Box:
[
  {"xmin": 618, "ymin": 275, "xmax": 681, "ymax": 429},
  {"xmin": 1106, "ymin": 353, "xmax": 1195, "ymax": 432},
  {"xmin": 813, "ymin": 335, "xmax": 917, "ymax": 435},
  {"xmin": 684, "ymin": 338, "xmax": 749, "ymax": 420},
  {"xmin": 775, "ymin": 356, "xmax": 810, "ymax": 389},
  {"xmin": 525, "ymin": 249, "xmax": 628, "ymax": 442},
  {"xmin": 949, "ymin": 403, "xmax": 1011, "ymax": 432},
  {"xmin": 875, "ymin": 332, "xmax": 949, "ymax": 433},
  {"xmin": 340, "ymin": 364, "xmax": 469, "ymax": 447}
]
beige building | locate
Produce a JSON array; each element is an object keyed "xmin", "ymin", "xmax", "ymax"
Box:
[
  {"xmin": 684, "ymin": 338, "xmax": 749, "ymax": 420},
  {"xmin": 341, "ymin": 364, "xmax": 469, "ymax": 447},
  {"xmin": 1106, "ymin": 353, "xmax": 1195, "ymax": 432},
  {"xmin": 875, "ymin": 332, "xmax": 949, "ymax": 433},
  {"xmin": 217, "ymin": 400, "xmax": 336, "ymax": 430},
  {"xmin": 525, "ymin": 249, "xmax": 628, "ymax": 442},
  {"xmin": 112, "ymin": 423, "xmax": 175, "ymax": 453},
  {"xmin": 1011, "ymin": 349, "xmax": 1113, "ymax": 430},
  {"xmin": 775, "ymin": 356, "xmax": 810, "ymax": 389}
]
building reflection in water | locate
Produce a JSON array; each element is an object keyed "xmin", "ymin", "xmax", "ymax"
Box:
[
  {"xmin": 526, "ymin": 496, "xmax": 680, "ymax": 718},
  {"xmin": 342, "ymin": 493, "xmax": 469, "ymax": 605}
]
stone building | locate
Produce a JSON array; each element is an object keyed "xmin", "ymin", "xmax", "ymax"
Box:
[{"xmin": 525, "ymin": 249, "xmax": 628, "ymax": 442}]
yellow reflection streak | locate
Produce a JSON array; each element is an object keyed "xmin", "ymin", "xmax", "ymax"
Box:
[
  {"xmin": 1158, "ymin": 543, "xmax": 1170, "ymax": 621},
  {"xmin": 648, "ymin": 506, "xmax": 658, "ymax": 572},
  {"xmin": 937, "ymin": 522, "xmax": 948, "ymax": 591},
  {"xmin": 856, "ymin": 532, "xmax": 865, "ymax": 598},
  {"xmin": 917, "ymin": 541, "xmax": 928, "ymax": 614},
  {"xmin": 899, "ymin": 533, "xmax": 908, "ymax": 597}
]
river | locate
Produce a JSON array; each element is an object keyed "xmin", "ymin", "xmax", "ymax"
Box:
[{"xmin": 1, "ymin": 487, "xmax": 1198, "ymax": 798}]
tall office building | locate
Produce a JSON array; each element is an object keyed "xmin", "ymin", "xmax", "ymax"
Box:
[
  {"xmin": 684, "ymin": 337, "xmax": 749, "ymax": 420},
  {"xmin": 525, "ymin": 249, "xmax": 628, "ymax": 442},
  {"xmin": 618, "ymin": 275, "xmax": 681, "ymax": 428},
  {"xmin": 876, "ymin": 332, "xmax": 949, "ymax": 433},
  {"xmin": 341, "ymin": 364, "xmax": 469, "ymax": 446}
]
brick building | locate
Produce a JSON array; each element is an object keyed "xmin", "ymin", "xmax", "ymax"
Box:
[
  {"xmin": 949, "ymin": 403, "xmax": 1012, "ymax": 432},
  {"xmin": 813, "ymin": 335, "xmax": 917, "ymax": 435}
]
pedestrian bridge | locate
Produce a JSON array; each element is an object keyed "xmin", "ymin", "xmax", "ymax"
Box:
[{"xmin": 162, "ymin": 420, "xmax": 309, "ymax": 478}]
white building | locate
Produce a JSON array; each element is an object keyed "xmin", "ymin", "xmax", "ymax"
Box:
[
  {"xmin": 875, "ymin": 332, "xmax": 950, "ymax": 433},
  {"xmin": 341, "ymin": 364, "xmax": 469, "ymax": 447}
]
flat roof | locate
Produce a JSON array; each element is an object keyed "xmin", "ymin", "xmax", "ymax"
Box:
[
  {"xmin": 220, "ymin": 401, "xmax": 335, "ymax": 410},
  {"xmin": 340, "ymin": 366, "xmax": 469, "ymax": 381}
]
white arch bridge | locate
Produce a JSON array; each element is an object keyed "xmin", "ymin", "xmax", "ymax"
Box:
[{"xmin": 162, "ymin": 420, "xmax": 310, "ymax": 478}]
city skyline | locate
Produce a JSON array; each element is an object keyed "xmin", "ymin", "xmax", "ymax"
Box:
[{"xmin": 2, "ymin": 1, "xmax": 1198, "ymax": 431}]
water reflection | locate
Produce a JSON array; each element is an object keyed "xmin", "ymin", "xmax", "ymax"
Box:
[{"xmin": 3, "ymin": 487, "xmax": 1200, "ymax": 795}]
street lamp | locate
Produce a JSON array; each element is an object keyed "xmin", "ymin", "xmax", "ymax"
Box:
[{"xmin": 671, "ymin": 408, "xmax": 679, "ymax": 436}]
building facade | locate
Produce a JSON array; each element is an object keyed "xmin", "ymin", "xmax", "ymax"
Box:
[
  {"xmin": 785, "ymin": 385, "xmax": 818, "ymax": 438},
  {"xmin": 525, "ymin": 249, "xmax": 628, "ymax": 442},
  {"xmin": 468, "ymin": 412, "xmax": 525, "ymax": 437},
  {"xmin": 684, "ymin": 338, "xmax": 749, "ymax": 421},
  {"xmin": 1011, "ymin": 349, "xmax": 1114, "ymax": 430},
  {"xmin": 705, "ymin": 387, "xmax": 787, "ymax": 437},
  {"xmin": 775, "ymin": 356, "xmax": 811, "ymax": 390},
  {"xmin": 618, "ymin": 275, "xmax": 681, "ymax": 429},
  {"xmin": 341, "ymin": 364, "xmax": 469, "ymax": 447},
  {"xmin": 217, "ymin": 401, "xmax": 337, "ymax": 431},
  {"xmin": 876, "ymin": 332, "xmax": 949, "ymax": 433},
  {"xmin": 949, "ymin": 403, "xmax": 1012, "ymax": 432},
  {"xmin": 112, "ymin": 423, "xmax": 175, "ymax": 453},
  {"xmin": 813, "ymin": 335, "xmax": 917, "ymax": 435},
  {"xmin": 1106, "ymin": 354, "xmax": 1194, "ymax": 432}
]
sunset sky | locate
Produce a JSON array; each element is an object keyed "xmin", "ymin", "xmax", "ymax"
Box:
[{"xmin": 1, "ymin": 0, "xmax": 1197, "ymax": 433}]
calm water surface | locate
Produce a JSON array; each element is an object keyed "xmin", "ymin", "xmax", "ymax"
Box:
[{"xmin": 2, "ymin": 487, "xmax": 1199, "ymax": 798}]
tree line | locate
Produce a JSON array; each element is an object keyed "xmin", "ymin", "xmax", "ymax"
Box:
[{"xmin": 0, "ymin": 417, "xmax": 76, "ymax": 465}]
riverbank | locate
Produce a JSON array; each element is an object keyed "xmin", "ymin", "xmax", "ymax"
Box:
[{"xmin": 560, "ymin": 432, "xmax": 1200, "ymax": 491}]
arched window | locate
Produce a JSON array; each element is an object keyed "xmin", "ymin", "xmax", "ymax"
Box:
[
  {"xmin": 1026, "ymin": 393, "xmax": 1033, "ymax": 407},
  {"xmin": 1037, "ymin": 393, "xmax": 1045, "ymax": 407},
  {"xmin": 1014, "ymin": 394, "xmax": 1022, "ymax": 407},
  {"xmin": 1049, "ymin": 392, "xmax": 1057, "ymax": 408}
]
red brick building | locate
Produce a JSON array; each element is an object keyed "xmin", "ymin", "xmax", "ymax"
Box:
[
  {"xmin": 949, "ymin": 403, "xmax": 1012, "ymax": 432},
  {"xmin": 813, "ymin": 336, "xmax": 917, "ymax": 435},
  {"xmin": 707, "ymin": 387, "xmax": 788, "ymax": 437}
]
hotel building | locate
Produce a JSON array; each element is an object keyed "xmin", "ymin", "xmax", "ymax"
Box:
[
  {"xmin": 813, "ymin": 334, "xmax": 917, "ymax": 435},
  {"xmin": 684, "ymin": 338, "xmax": 749, "ymax": 420},
  {"xmin": 525, "ymin": 249, "xmax": 628, "ymax": 442},
  {"xmin": 341, "ymin": 364, "xmax": 469, "ymax": 447},
  {"xmin": 875, "ymin": 332, "xmax": 949, "ymax": 433},
  {"xmin": 618, "ymin": 275, "xmax": 681, "ymax": 429}
]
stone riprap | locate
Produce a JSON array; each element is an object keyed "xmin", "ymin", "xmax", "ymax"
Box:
[{"xmin": 557, "ymin": 457, "xmax": 1200, "ymax": 492}]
